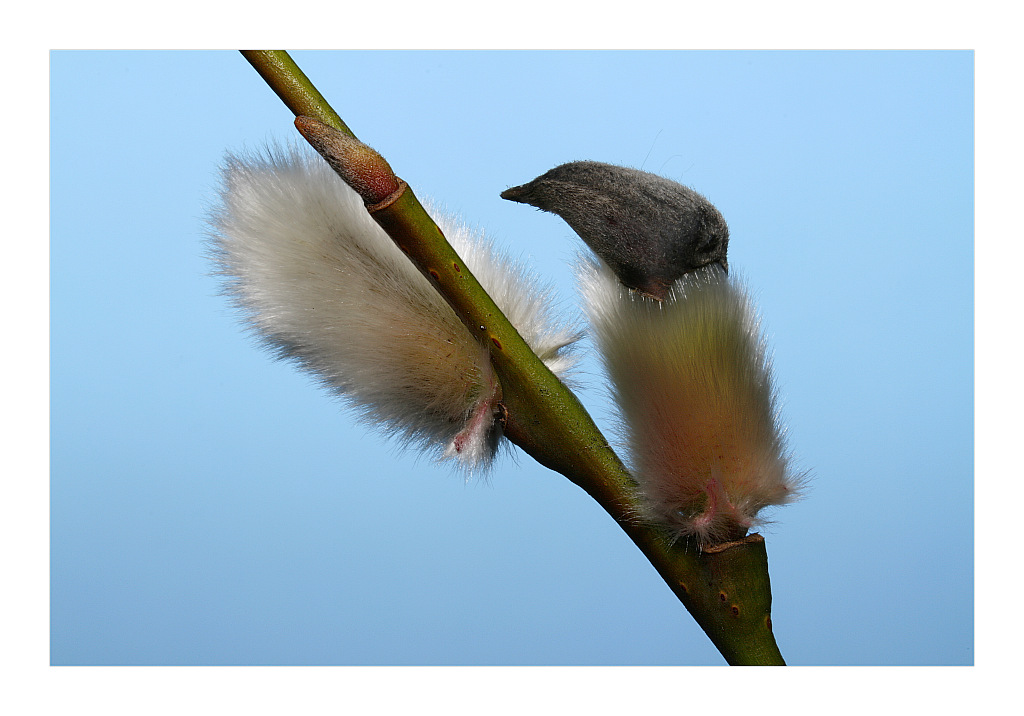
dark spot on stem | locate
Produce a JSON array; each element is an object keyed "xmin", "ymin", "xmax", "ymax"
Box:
[
  {"xmin": 731, "ymin": 605, "xmax": 740, "ymax": 617},
  {"xmin": 453, "ymin": 262, "xmax": 462, "ymax": 272},
  {"xmin": 719, "ymin": 592, "xmax": 728, "ymax": 602},
  {"xmin": 428, "ymin": 268, "xmax": 440, "ymax": 281},
  {"xmin": 491, "ymin": 337, "xmax": 502, "ymax": 350}
]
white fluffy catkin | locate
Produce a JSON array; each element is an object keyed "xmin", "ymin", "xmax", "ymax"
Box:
[
  {"xmin": 580, "ymin": 258, "xmax": 800, "ymax": 544},
  {"xmin": 210, "ymin": 144, "xmax": 577, "ymax": 469}
]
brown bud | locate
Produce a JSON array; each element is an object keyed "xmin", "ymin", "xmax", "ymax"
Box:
[{"xmin": 294, "ymin": 116, "xmax": 400, "ymax": 206}]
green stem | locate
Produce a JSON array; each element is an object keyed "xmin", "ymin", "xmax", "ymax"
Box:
[
  {"xmin": 240, "ymin": 50, "xmax": 353, "ymax": 136},
  {"xmin": 370, "ymin": 187, "xmax": 634, "ymax": 503},
  {"xmin": 238, "ymin": 50, "xmax": 785, "ymax": 666}
]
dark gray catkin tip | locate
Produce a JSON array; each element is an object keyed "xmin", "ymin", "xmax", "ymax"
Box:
[{"xmin": 501, "ymin": 161, "xmax": 729, "ymax": 299}]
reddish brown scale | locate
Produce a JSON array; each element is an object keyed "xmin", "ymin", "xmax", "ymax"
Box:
[{"xmin": 294, "ymin": 116, "xmax": 400, "ymax": 205}]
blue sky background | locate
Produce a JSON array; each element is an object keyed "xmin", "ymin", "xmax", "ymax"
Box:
[{"xmin": 50, "ymin": 50, "xmax": 973, "ymax": 666}]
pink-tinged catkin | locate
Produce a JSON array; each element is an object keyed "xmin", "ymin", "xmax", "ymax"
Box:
[
  {"xmin": 580, "ymin": 259, "xmax": 801, "ymax": 545},
  {"xmin": 209, "ymin": 143, "xmax": 578, "ymax": 470}
]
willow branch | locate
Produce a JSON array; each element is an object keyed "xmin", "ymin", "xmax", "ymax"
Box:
[
  {"xmin": 238, "ymin": 50, "xmax": 785, "ymax": 665},
  {"xmin": 241, "ymin": 50, "xmax": 353, "ymax": 136}
]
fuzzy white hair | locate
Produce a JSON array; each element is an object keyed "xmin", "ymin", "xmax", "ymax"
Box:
[
  {"xmin": 210, "ymin": 144, "xmax": 578, "ymax": 469},
  {"xmin": 580, "ymin": 258, "xmax": 800, "ymax": 544}
]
